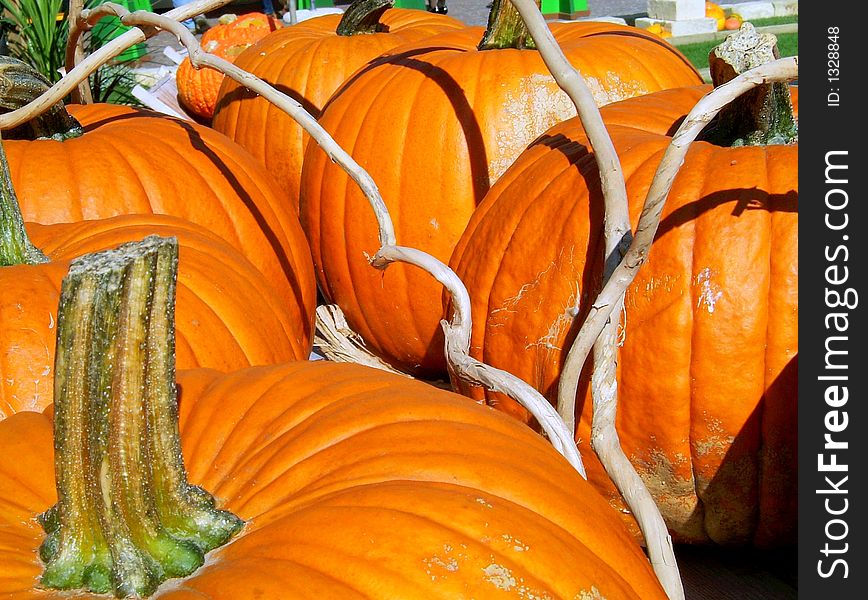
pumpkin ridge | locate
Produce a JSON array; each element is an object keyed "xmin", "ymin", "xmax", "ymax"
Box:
[
  {"xmin": 188, "ymin": 375, "xmax": 405, "ymax": 498},
  {"xmin": 184, "ymin": 372, "xmax": 296, "ymax": 496},
  {"xmin": 299, "ymin": 501, "xmax": 569, "ymax": 595},
  {"xmin": 254, "ymin": 481, "xmax": 653, "ymax": 599},
  {"xmin": 581, "ymin": 29, "xmax": 701, "ymax": 77},
  {"xmin": 683, "ymin": 145, "xmax": 715, "ymax": 542}
]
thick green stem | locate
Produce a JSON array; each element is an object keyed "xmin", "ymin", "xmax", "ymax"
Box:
[
  {"xmin": 0, "ymin": 56, "xmax": 83, "ymax": 141},
  {"xmin": 336, "ymin": 0, "xmax": 395, "ymax": 36},
  {"xmin": 478, "ymin": 0, "xmax": 538, "ymax": 50},
  {"xmin": 700, "ymin": 23, "xmax": 797, "ymax": 146},
  {"xmin": 40, "ymin": 236, "xmax": 243, "ymax": 598},
  {"xmin": 0, "ymin": 133, "xmax": 48, "ymax": 266}
]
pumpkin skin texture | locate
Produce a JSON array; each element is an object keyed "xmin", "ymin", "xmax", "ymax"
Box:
[
  {"xmin": 449, "ymin": 103, "xmax": 797, "ymax": 547},
  {"xmin": 0, "ymin": 214, "xmax": 312, "ymax": 419},
  {"xmin": 298, "ymin": 22, "xmax": 704, "ymax": 377},
  {"xmin": 210, "ymin": 8, "xmax": 465, "ymax": 202},
  {"xmin": 4, "ymin": 102, "xmax": 317, "ymax": 343},
  {"xmin": 0, "ymin": 361, "xmax": 668, "ymax": 599}
]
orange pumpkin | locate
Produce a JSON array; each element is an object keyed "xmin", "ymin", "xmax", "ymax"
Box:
[
  {"xmin": 176, "ymin": 12, "xmax": 283, "ymax": 120},
  {"xmin": 449, "ymin": 42, "xmax": 798, "ymax": 546},
  {"xmin": 211, "ymin": 1, "xmax": 465, "ymax": 202},
  {"xmin": 0, "ymin": 135, "xmax": 313, "ymax": 418},
  {"xmin": 2, "ymin": 98, "xmax": 317, "ymax": 341},
  {"xmin": 298, "ymin": 4, "xmax": 704, "ymax": 377},
  {"xmin": 0, "ymin": 238, "xmax": 668, "ymax": 599}
]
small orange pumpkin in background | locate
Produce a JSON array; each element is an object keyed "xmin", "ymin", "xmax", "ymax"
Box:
[
  {"xmin": 724, "ymin": 14, "xmax": 745, "ymax": 30},
  {"xmin": 176, "ymin": 12, "xmax": 282, "ymax": 120},
  {"xmin": 705, "ymin": 1, "xmax": 726, "ymax": 30},
  {"xmin": 0, "ymin": 236, "xmax": 669, "ymax": 599}
]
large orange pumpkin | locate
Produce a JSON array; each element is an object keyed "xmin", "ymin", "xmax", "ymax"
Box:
[
  {"xmin": 449, "ymin": 40, "xmax": 798, "ymax": 546},
  {"xmin": 298, "ymin": 3, "xmax": 704, "ymax": 377},
  {"xmin": 1, "ymin": 57, "xmax": 314, "ymax": 324},
  {"xmin": 0, "ymin": 215, "xmax": 315, "ymax": 419},
  {"xmin": 0, "ymin": 132, "xmax": 313, "ymax": 418},
  {"xmin": 0, "ymin": 238, "xmax": 668, "ymax": 599},
  {"xmin": 211, "ymin": 0, "xmax": 465, "ymax": 202},
  {"xmin": 2, "ymin": 100, "xmax": 316, "ymax": 338}
]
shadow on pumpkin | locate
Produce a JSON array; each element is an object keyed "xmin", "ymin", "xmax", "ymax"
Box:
[
  {"xmin": 213, "ymin": 81, "xmax": 321, "ymax": 120},
  {"xmin": 76, "ymin": 108, "xmax": 313, "ymax": 344}
]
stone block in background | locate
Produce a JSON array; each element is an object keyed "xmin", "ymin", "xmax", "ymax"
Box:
[
  {"xmin": 772, "ymin": 0, "xmax": 799, "ymax": 17},
  {"xmin": 647, "ymin": 0, "xmax": 706, "ymax": 21},
  {"xmin": 725, "ymin": 2, "xmax": 776, "ymax": 19},
  {"xmin": 636, "ymin": 15, "xmax": 719, "ymax": 36}
]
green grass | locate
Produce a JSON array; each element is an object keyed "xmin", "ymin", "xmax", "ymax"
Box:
[
  {"xmin": 677, "ymin": 32, "xmax": 798, "ymax": 71},
  {"xmin": 740, "ymin": 15, "xmax": 798, "ymax": 27}
]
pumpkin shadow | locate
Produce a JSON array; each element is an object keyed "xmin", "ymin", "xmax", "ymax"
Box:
[
  {"xmin": 674, "ymin": 355, "xmax": 797, "ymax": 597},
  {"xmin": 687, "ymin": 355, "xmax": 798, "ymax": 548}
]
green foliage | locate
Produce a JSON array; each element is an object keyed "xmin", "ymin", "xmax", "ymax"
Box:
[
  {"xmin": 0, "ymin": 0, "xmax": 142, "ymax": 105},
  {"xmin": 0, "ymin": 0, "xmax": 68, "ymax": 83}
]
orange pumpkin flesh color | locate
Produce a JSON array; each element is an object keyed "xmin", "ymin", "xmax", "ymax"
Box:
[
  {"xmin": 211, "ymin": 1, "xmax": 465, "ymax": 202},
  {"xmin": 0, "ymin": 59, "xmax": 317, "ymax": 341},
  {"xmin": 450, "ymin": 29, "xmax": 797, "ymax": 546},
  {"xmin": 299, "ymin": 3, "xmax": 704, "ymax": 377},
  {"xmin": 0, "ymin": 237, "xmax": 668, "ymax": 599}
]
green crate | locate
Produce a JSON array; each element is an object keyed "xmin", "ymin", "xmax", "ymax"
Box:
[
  {"xmin": 90, "ymin": 0, "xmax": 153, "ymax": 63},
  {"xmin": 540, "ymin": 0, "xmax": 589, "ymax": 19},
  {"xmin": 295, "ymin": 0, "xmax": 335, "ymax": 8}
]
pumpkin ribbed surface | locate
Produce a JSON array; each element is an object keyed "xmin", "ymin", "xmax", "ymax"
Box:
[
  {"xmin": 0, "ymin": 214, "xmax": 311, "ymax": 419},
  {"xmin": 299, "ymin": 22, "xmax": 704, "ymax": 377},
  {"xmin": 0, "ymin": 361, "xmax": 667, "ymax": 599},
  {"xmin": 4, "ymin": 103, "xmax": 317, "ymax": 347},
  {"xmin": 450, "ymin": 110, "xmax": 797, "ymax": 546},
  {"xmin": 211, "ymin": 9, "xmax": 464, "ymax": 202}
]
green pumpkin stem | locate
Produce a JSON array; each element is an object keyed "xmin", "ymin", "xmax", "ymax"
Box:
[
  {"xmin": 0, "ymin": 133, "xmax": 48, "ymax": 266},
  {"xmin": 0, "ymin": 56, "xmax": 83, "ymax": 141},
  {"xmin": 700, "ymin": 23, "xmax": 797, "ymax": 147},
  {"xmin": 478, "ymin": 0, "xmax": 538, "ymax": 50},
  {"xmin": 336, "ymin": 0, "xmax": 395, "ymax": 36},
  {"xmin": 39, "ymin": 236, "xmax": 244, "ymax": 598}
]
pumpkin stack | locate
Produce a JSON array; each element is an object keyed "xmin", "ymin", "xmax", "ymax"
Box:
[
  {"xmin": 211, "ymin": 0, "xmax": 465, "ymax": 203},
  {"xmin": 0, "ymin": 56, "xmax": 318, "ymax": 355}
]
